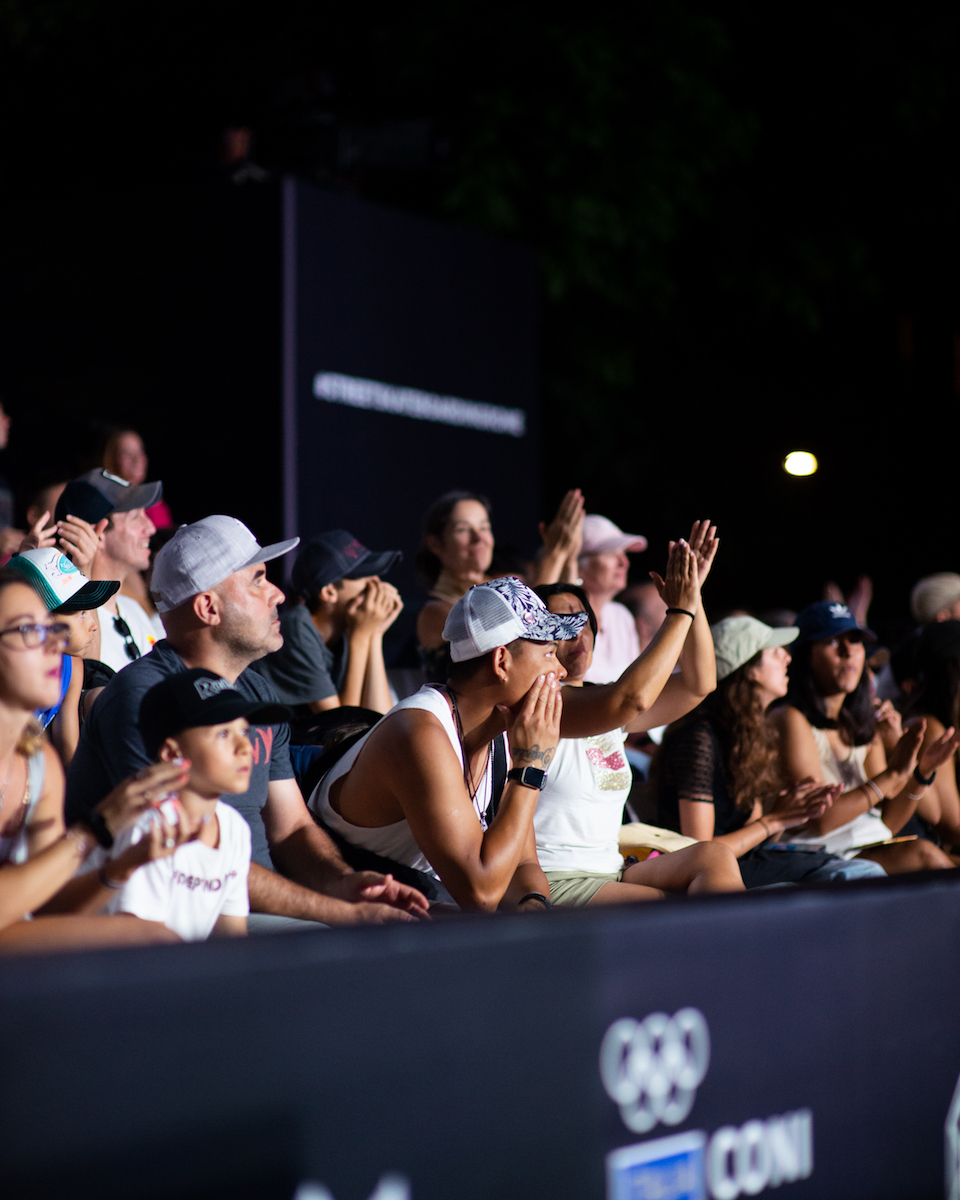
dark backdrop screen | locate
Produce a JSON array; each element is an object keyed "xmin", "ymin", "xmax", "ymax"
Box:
[{"xmin": 285, "ymin": 180, "xmax": 541, "ymax": 605}]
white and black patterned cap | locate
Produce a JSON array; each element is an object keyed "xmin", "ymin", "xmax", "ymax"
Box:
[
  {"xmin": 442, "ymin": 576, "xmax": 587, "ymax": 663},
  {"xmin": 151, "ymin": 515, "xmax": 299, "ymax": 613}
]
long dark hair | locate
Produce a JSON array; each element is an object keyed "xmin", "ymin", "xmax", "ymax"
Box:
[
  {"xmin": 776, "ymin": 638, "xmax": 875, "ymax": 746},
  {"xmin": 532, "ymin": 582, "xmax": 599, "ymax": 639},
  {"xmin": 415, "ymin": 490, "xmax": 492, "ymax": 586},
  {"xmin": 660, "ymin": 653, "xmax": 782, "ymax": 813},
  {"xmin": 901, "ymin": 620, "xmax": 960, "ymax": 731}
]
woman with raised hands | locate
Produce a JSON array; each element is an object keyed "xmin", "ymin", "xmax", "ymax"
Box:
[
  {"xmin": 770, "ymin": 601, "xmax": 959, "ymax": 874},
  {"xmin": 531, "ymin": 525, "xmax": 745, "ymax": 905},
  {"xmin": 0, "ymin": 566, "xmax": 193, "ymax": 952}
]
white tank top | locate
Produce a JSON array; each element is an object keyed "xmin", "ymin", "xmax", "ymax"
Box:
[
  {"xmin": 0, "ymin": 750, "xmax": 46, "ymax": 867},
  {"xmin": 308, "ymin": 686, "xmax": 499, "ymax": 878},
  {"xmin": 789, "ymin": 726, "xmax": 891, "ymax": 858},
  {"xmin": 535, "ymin": 727, "xmax": 631, "ymax": 874}
]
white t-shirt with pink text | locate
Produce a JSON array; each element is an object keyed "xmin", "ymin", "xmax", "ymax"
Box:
[{"xmin": 89, "ymin": 800, "xmax": 251, "ymax": 941}]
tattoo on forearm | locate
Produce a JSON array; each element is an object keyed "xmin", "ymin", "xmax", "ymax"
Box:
[{"xmin": 514, "ymin": 744, "xmax": 555, "ymax": 768}]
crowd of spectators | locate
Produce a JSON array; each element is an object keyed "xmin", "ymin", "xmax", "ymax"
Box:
[{"xmin": 0, "ymin": 427, "xmax": 957, "ymax": 953}]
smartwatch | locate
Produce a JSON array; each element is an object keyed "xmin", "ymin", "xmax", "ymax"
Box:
[{"xmin": 508, "ymin": 766, "xmax": 548, "ymax": 790}]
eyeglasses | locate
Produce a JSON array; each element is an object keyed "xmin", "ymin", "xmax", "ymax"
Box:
[
  {"xmin": 0, "ymin": 622, "xmax": 70, "ymax": 649},
  {"xmin": 112, "ymin": 614, "xmax": 141, "ymax": 662}
]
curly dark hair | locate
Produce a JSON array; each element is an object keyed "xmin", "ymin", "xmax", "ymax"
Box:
[
  {"xmin": 703, "ymin": 653, "xmax": 783, "ymax": 811},
  {"xmin": 773, "ymin": 638, "xmax": 875, "ymax": 746},
  {"xmin": 414, "ymin": 490, "xmax": 492, "ymax": 587}
]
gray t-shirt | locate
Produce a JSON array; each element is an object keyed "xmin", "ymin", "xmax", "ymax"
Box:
[
  {"xmin": 65, "ymin": 639, "xmax": 294, "ymax": 870},
  {"xmin": 251, "ymin": 605, "xmax": 346, "ymax": 717}
]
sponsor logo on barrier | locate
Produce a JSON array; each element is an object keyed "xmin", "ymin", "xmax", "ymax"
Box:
[
  {"xmin": 601, "ymin": 1012, "xmax": 813, "ymax": 1200},
  {"xmin": 293, "ymin": 1174, "xmax": 409, "ymax": 1200},
  {"xmin": 600, "ymin": 1009, "xmax": 711, "ymax": 1133}
]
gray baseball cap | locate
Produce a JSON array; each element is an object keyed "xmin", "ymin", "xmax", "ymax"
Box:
[
  {"xmin": 151, "ymin": 515, "xmax": 299, "ymax": 613},
  {"xmin": 711, "ymin": 616, "xmax": 798, "ymax": 681}
]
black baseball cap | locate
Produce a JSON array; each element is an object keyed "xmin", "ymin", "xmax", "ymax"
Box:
[
  {"xmin": 291, "ymin": 530, "xmax": 401, "ymax": 598},
  {"xmin": 55, "ymin": 469, "xmax": 163, "ymax": 524},
  {"xmin": 139, "ymin": 668, "xmax": 290, "ymax": 758}
]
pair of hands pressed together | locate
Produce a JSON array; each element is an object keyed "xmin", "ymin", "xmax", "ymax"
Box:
[
  {"xmin": 539, "ymin": 488, "xmax": 585, "ymax": 562},
  {"xmin": 873, "ymin": 705, "xmax": 960, "ymax": 783},
  {"xmin": 344, "ymin": 578, "xmax": 403, "ymax": 638},
  {"xmin": 21, "ymin": 509, "xmax": 106, "ymax": 577},
  {"xmin": 649, "ymin": 520, "xmax": 719, "ymax": 609}
]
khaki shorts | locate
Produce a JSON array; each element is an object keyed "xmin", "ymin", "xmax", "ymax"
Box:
[{"xmin": 544, "ymin": 870, "xmax": 623, "ymax": 907}]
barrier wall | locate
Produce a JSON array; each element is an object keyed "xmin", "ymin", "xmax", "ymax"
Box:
[{"xmin": 2, "ymin": 873, "xmax": 959, "ymax": 1200}]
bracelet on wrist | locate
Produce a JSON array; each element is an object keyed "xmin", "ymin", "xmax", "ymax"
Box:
[
  {"xmin": 863, "ymin": 778, "xmax": 884, "ymax": 804},
  {"xmin": 666, "ymin": 607, "xmax": 696, "ymax": 620},
  {"xmin": 914, "ymin": 764, "xmax": 936, "ymax": 787},
  {"xmin": 97, "ymin": 865, "xmax": 124, "ymax": 891},
  {"xmin": 757, "ymin": 816, "xmax": 771, "ymax": 839},
  {"xmin": 518, "ymin": 892, "xmax": 552, "ymax": 909}
]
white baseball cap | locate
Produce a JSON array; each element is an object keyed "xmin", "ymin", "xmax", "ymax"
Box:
[
  {"xmin": 580, "ymin": 514, "xmax": 647, "ymax": 555},
  {"xmin": 442, "ymin": 576, "xmax": 587, "ymax": 663},
  {"xmin": 151, "ymin": 516, "xmax": 300, "ymax": 613}
]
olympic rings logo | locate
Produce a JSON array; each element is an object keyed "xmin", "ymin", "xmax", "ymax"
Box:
[{"xmin": 599, "ymin": 1008, "xmax": 711, "ymax": 1133}]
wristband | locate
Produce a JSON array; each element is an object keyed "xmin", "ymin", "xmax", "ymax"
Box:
[
  {"xmin": 518, "ymin": 892, "xmax": 552, "ymax": 908},
  {"xmin": 77, "ymin": 810, "xmax": 114, "ymax": 851},
  {"xmin": 914, "ymin": 764, "xmax": 936, "ymax": 787},
  {"xmin": 864, "ymin": 778, "xmax": 884, "ymax": 804},
  {"xmin": 666, "ymin": 607, "xmax": 696, "ymax": 620},
  {"xmin": 757, "ymin": 816, "xmax": 771, "ymax": 838},
  {"xmin": 97, "ymin": 865, "xmax": 124, "ymax": 891}
]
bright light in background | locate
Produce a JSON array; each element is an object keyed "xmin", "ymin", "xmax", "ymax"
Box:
[{"xmin": 783, "ymin": 451, "xmax": 818, "ymax": 476}]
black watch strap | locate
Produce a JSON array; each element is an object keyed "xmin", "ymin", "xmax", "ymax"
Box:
[{"xmin": 507, "ymin": 766, "xmax": 548, "ymax": 790}]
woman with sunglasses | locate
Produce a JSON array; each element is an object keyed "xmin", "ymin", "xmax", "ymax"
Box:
[
  {"xmin": 0, "ymin": 567, "xmax": 191, "ymax": 952},
  {"xmin": 771, "ymin": 601, "xmax": 959, "ymax": 874}
]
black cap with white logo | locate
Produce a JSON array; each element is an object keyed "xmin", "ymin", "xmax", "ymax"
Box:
[
  {"xmin": 55, "ymin": 469, "xmax": 163, "ymax": 524},
  {"xmin": 139, "ymin": 668, "xmax": 290, "ymax": 758}
]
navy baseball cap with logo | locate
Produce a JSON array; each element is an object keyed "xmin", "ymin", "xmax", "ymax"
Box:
[
  {"xmin": 139, "ymin": 668, "xmax": 291, "ymax": 758},
  {"xmin": 794, "ymin": 601, "xmax": 877, "ymax": 646},
  {"xmin": 54, "ymin": 469, "xmax": 163, "ymax": 525},
  {"xmin": 291, "ymin": 530, "xmax": 402, "ymax": 598}
]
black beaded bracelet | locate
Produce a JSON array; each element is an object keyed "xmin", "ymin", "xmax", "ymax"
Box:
[
  {"xmin": 914, "ymin": 764, "xmax": 936, "ymax": 787},
  {"xmin": 666, "ymin": 607, "xmax": 696, "ymax": 620},
  {"xmin": 518, "ymin": 892, "xmax": 552, "ymax": 909}
]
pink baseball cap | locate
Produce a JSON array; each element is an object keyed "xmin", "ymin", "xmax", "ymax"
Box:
[{"xmin": 580, "ymin": 514, "xmax": 647, "ymax": 555}]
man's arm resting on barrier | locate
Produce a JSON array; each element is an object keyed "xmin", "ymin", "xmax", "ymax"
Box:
[{"xmin": 260, "ymin": 779, "xmax": 429, "ymax": 919}]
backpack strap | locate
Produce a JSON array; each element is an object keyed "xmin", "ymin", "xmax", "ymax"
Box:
[{"xmin": 485, "ymin": 733, "xmax": 508, "ymax": 825}]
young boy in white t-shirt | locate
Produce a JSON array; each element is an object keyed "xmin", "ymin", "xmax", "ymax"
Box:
[{"xmin": 90, "ymin": 668, "xmax": 289, "ymax": 941}]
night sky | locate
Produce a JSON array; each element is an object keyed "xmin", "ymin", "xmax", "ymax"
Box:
[{"xmin": 1, "ymin": 3, "xmax": 958, "ymax": 635}]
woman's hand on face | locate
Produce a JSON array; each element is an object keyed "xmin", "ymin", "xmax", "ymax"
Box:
[
  {"xmin": 917, "ymin": 724, "xmax": 960, "ymax": 780},
  {"xmin": 687, "ymin": 520, "xmax": 719, "ymax": 586},
  {"xmin": 768, "ymin": 778, "xmax": 839, "ymax": 830},
  {"xmin": 497, "ymin": 672, "xmax": 563, "ymax": 773},
  {"xmin": 649, "ymin": 539, "xmax": 700, "ymax": 614},
  {"xmin": 874, "ymin": 700, "xmax": 903, "ymax": 753},
  {"xmin": 94, "ymin": 760, "xmax": 192, "ymax": 837},
  {"xmin": 886, "ymin": 718, "xmax": 927, "ymax": 777},
  {"xmin": 538, "ymin": 489, "xmax": 585, "ymax": 559}
]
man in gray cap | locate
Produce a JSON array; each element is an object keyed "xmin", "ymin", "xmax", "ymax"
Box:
[{"xmin": 66, "ymin": 515, "xmax": 429, "ymax": 928}]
